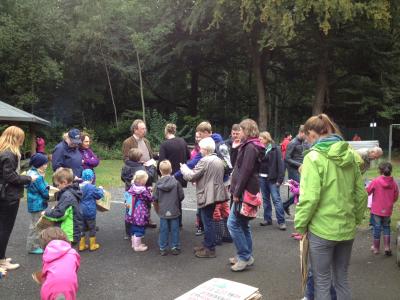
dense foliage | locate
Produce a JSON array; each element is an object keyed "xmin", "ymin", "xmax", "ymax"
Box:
[{"xmin": 0, "ymin": 0, "xmax": 399, "ymax": 146}]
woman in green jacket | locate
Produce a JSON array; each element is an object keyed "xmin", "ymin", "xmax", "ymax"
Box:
[{"xmin": 294, "ymin": 114, "xmax": 367, "ymax": 300}]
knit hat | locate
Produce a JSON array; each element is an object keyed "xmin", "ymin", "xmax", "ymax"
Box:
[
  {"xmin": 29, "ymin": 153, "xmax": 48, "ymax": 168},
  {"xmin": 82, "ymin": 169, "xmax": 95, "ymax": 182}
]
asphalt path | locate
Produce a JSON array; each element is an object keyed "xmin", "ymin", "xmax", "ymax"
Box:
[{"xmin": 1, "ymin": 186, "xmax": 400, "ymax": 300}]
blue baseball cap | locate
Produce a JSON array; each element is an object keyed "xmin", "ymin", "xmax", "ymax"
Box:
[{"xmin": 68, "ymin": 128, "xmax": 82, "ymax": 144}]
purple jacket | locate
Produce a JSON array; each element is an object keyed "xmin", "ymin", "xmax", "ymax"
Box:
[
  {"xmin": 125, "ymin": 184, "xmax": 153, "ymax": 226},
  {"xmin": 79, "ymin": 148, "xmax": 100, "ymax": 170}
]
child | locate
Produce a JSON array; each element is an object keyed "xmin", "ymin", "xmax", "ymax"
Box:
[
  {"xmin": 121, "ymin": 148, "xmax": 155, "ymax": 239},
  {"xmin": 43, "ymin": 168, "xmax": 83, "ymax": 246},
  {"xmin": 34, "ymin": 227, "xmax": 80, "ymax": 300},
  {"xmin": 79, "ymin": 169, "xmax": 104, "ymax": 252},
  {"xmin": 153, "ymin": 160, "xmax": 184, "ymax": 255},
  {"xmin": 125, "ymin": 170, "xmax": 153, "ymax": 252},
  {"xmin": 26, "ymin": 153, "xmax": 50, "ymax": 254},
  {"xmin": 367, "ymin": 162, "xmax": 399, "ymax": 255}
]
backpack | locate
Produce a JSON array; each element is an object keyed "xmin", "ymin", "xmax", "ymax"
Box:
[{"xmin": 215, "ymin": 141, "xmax": 233, "ymax": 178}]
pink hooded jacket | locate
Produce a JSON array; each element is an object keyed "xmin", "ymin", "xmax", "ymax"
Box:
[
  {"xmin": 367, "ymin": 175, "xmax": 399, "ymax": 217},
  {"xmin": 41, "ymin": 240, "xmax": 80, "ymax": 300}
]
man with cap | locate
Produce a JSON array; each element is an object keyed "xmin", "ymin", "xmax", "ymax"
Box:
[{"xmin": 52, "ymin": 129, "xmax": 83, "ymax": 178}]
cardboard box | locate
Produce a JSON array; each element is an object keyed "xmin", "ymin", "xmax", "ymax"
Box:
[{"xmin": 96, "ymin": 189, "xmax": 111, "ymax": 212}]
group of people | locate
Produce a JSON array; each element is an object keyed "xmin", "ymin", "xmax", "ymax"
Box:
[{"xmin": 0, "ymin": 113, "xmax": 398, "ymax": 300}]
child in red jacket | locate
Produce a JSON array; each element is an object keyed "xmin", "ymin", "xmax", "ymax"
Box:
[{"xmin": 367, "ymin": 162, "xmax": 399, "ymax": 255}]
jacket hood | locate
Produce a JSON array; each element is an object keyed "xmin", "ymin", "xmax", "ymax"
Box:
[
  {"xmin": 377, "ymin": 175, "xmax": 396, "ymax": 189},
  {"xmin": 128, "ymin": 183, "xmax": 147, "ymax": 195},
  {"xmin": 43, "ymin": 240, "xmax": 75, "ymax": 263},
  {"xmin": 59, "ymin": 183, "xmax": 82, "ymax": 201},
  {"xmin": 125, "ymin": 160, "xmax": 143, "ymax": 168},
  {"xmin": 243, "ymin": 137, "xmax": 265, "ymax": 150},
  {"xmin": 211, "ymin": 133, "xmax": 224, "ymax": 143},
  {"xmin": 156, "ymin": 176, "xmax": 177, "ymax": 192},
  {"xmin": 312, "ymin": 136, "xmax": 354, "ymax": 167}
]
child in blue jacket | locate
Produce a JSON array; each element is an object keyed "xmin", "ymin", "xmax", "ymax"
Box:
[
  {"xmin": 79, "ymin": 169, "xmax": 104, "ymax": 251},
  {"xmin": 26, "ymin": 153, "xmax": 50, "ymax": 254}
]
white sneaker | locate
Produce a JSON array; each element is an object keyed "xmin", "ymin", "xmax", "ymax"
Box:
[{"xmin": 0, "ymin": 259, "xmax": 20, "ymax": 270}]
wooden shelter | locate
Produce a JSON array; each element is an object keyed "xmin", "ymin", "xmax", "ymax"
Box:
[{"xmin": 0, "ymin": 100, "xmax": 51, "ymax": 154}]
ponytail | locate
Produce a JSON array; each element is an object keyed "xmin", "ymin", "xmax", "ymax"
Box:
[
  {"xmin": 378, "ymin": 162, "xmax": 392, "ymax": 176},
  {"xmin": 304, "ymin": 114, "xmax": 342, "ymax": 137}
]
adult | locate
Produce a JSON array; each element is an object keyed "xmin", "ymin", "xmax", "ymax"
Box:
[
  {"xmin": 228, "ymin": 119, "xmax": 264, "ymax": 272},
  {"xmin": 355, "ymin": 146, "xmax": 383, "ymax": 174},
  {"xmin": 79, "ymin": 132, "xmax": 100, "ymax": 183},
  {"xmin": 280, "ymin": 131, "xmax": 292, "ymax": 160},
  {"xmin": 52, "ymin": 128, "xmax": 83, "ymax": 179},
  {"xmin": 283, "ymin": 125, "xmax": 309, "ymax": 215},
  {"xmin": 258, "ymin": 131, "xmax": 286, "ymax": 230},
  {"xmin": 122, "ymin": 119, "xmax": 157, "ymax": 228},
  {"xmin": 158, "ymin": 123, "xmax": 190, "ymax": 227},
  {"xmin": 181, "ymin": 137, "xmax": 228, "ymax": 258},
  {"xmin": 0, "ymin": 126, "xmax": 38, "ymax": 270},
  {"xmin": 226, "ymin": 124, "xmax": 241, "ymax": 167},
  {"xmin": 352, "ymin": 133, "xmax": 361, "ymax": 141},
  {"xmin": 294, "ymin": 114, "xmax": 367, "ymax": 300}
]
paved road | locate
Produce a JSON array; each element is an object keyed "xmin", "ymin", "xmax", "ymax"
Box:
[{"xmin": 1, "ymin": 186, "xmax": 400, "ymax": 300}]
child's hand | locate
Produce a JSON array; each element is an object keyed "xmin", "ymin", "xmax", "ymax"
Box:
[{"xmin": 41, "ymin": 211, "xmax": 45, "ymax": 216}]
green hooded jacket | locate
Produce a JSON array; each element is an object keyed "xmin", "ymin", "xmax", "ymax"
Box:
[{"xmin": 294, "ymin": 140, "xmax": 367, "ymax": 241}]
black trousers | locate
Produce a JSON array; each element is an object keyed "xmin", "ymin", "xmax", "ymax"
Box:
[{"xmin": 0, "ymin": 201, "xmax": 20, "ymax": 259}]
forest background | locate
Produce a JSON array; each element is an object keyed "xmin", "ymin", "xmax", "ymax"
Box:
[{"xmin": 0, "ymin": 0, "xmax": 399, "ymax": 158}]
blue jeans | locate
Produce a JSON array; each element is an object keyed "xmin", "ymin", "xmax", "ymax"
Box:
[
  {"xmin": 284, "ymin": 168, "xmax": 300, "ymax": 210},
  {"xmin": 372, "ymin": 214, "xmax": 391, "ymax": 239},
  {"xmin": 199, "ymin": 204, "xmax": 216, "ymax": 250},
  {"xmin": 131, "ymin": 225, "xmax": 145, "ymax": 237},
  {"xmin": 259, "ymin": 177, "xmax": 285, "ymax": 224},
  {"xmin": 159, "ymin": 217, "xmax": 180, "ymax": 250},
  {"xmin": 227, "ymin": 202, "xmax": 253, "ymax": 261}
]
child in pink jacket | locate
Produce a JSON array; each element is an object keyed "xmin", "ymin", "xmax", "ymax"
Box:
[
  {"xmin": 367, "ymin": 162, "xmax": 399, "ymax": 256},
  {"xmin": 34, "ymin": 227, "xmax": 80, "ymax": 300}
]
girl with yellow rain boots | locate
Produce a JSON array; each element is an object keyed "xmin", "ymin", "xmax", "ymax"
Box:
[{"xmin": 78, "ymin": 169, "xmax": 104, "ymax": 252}]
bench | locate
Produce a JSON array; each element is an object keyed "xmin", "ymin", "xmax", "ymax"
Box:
[{"xmin": 347, "ymin": 140, "xmax": 379, "ymax": 150}]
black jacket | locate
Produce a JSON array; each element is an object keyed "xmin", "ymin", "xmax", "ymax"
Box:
[
  {"xmin": 121, "ymin": 160, "xmax": 146, "ymax": 191},
  {"xmin": 45, "ymin": 183, "xmax": 83, "ymax": 243},
  {"xmin": 285, "ymin": 136, "xmax": 309, "ymax": 169},
  {"xmin": 259, "ymin": 144, "xmax": 285, "ymax": 184},
  {"xmin": 0, "ymin": 150, "xmax": 32, "ymax": 205}
]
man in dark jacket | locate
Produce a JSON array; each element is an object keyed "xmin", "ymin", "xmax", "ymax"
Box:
[{"xmin": 283, "ymin": 125, "xmax": 310, "ymax": 215}]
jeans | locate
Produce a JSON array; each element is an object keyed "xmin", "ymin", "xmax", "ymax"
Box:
[
  {"xmin": 227, "ymin": 202, "xmax": 253, "ymax": 261},
  {"xmin": 159, "ymin": 217, "xmax": 180, "ymax": 250},
  {"xmin": 199, "ymin": 203, "xmax": 216, "ymax": 250},
  {"xmin": 131, "ymin": 225, "xmax": 145, "ymax": 237},
  {"xmin": 0, "ymin": 202, "xmax": 20, "ymax": 259},
  {"xmin": 308, "ymin": 232, "xmax": 353, "ymax": 300},
  {"xmin": 372, "ymin": 214, "xmax": 391, "ymax": 239},
  {"xmin": 259, "ymin": 177, "xmax": 285, "ymax": 224}
]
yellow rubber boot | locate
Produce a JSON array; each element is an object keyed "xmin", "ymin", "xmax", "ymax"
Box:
[
  {"xmin": 89, "ymin": 237, "xmax": 100, "ymax": 251},
  {"xmin": 79, "ymin": 237, "xmax": 88, "ymax": 252}
]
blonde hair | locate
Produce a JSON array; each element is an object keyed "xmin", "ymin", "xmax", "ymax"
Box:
[
  {"xmin": 259, "ymin": 131, "xmax": 274, "ymax": 144},
  {"xmin": 165, "ymin": 123, "xmax": 177, "ymax": 135},
  {"xmin": 159, "ymin": 160, "xmax": 172, "ymax": 175},
  {"xmin": 0, "ymin": 126, "xmax": 25, "ymax": 157},
  {"xmin": 133, "ymin": 170, "xmax": 149, "ymax": 185},
  {"xmin": 128, "ymin": 148, "xmax": 143, "ymax": 161},
  {"xmin": 240, "ymin": 119, "xmax": 259, "ymax": 139},
  {"xmin": 196, "ymin": 121, "xmax": 212, "ymax": 133},
  {"xmin": 304, "ymin": 114, "xmax": 342, "ymax": 137},
  {"xmin": 39, "ymin": 227, "xmax": 69, "ymax": 249},
  {"xmin": 53, "ymin": 168, "xmax": 74, "ymax": 184}
]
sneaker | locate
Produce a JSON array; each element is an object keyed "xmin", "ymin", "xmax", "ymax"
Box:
[
  {"xmin": 160, "ymin": 249, "xmax": 168, "ymax": 256},
  {"xmin": 229, "ymin": 256, "xmax": 254, "ymax": 266},
  {"xmin": 195, "ymin": 229, "xmax": 204, "ymax": 236},
  {"xmin": 193, "ymin": 245, "xmax": 204, "ymax": 253},
  {"xmin": 0, "ymin": 259, "xmax": 20, "ymax": 270},
  {"xmin": 29, "ymin": 248, "xmax": 44, "ymax": 255},
  {"xmin": 279, "ymin": 223, "xmax": 287, "ymax": 231},
  {"xmin": 231, "ymin": 259, "xmax": 248, "ymax": 272},
  {"xmin": 147, "ymin": 222, "xmax": 157, "ymax": 228},
  {"xmin": 194, "ymin": 248, "xmax": 216, "ymax": 258},
  {"xmin": 171, "ymin": 248, "xmax": 181, "ymax": 255},
  {"xmin": 260, "ymin": 220, "xmax": 272, "ymax": 226}
]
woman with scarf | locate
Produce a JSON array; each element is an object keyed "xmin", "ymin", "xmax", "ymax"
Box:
[
  {"xmin": 294, "ymin": 114, "xmax": 367, "ymax": 300},
  {"xmin": 227, "ymin": 119, "xmax": 264, "ymax": 272}
]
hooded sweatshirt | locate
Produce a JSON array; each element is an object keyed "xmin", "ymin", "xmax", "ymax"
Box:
[
  {"xmin": 153, "ymin": 175, "xmax": 184, "ymax": 219},
  {"xmin": 294, "ymin": 136, "xmax": 367, "ymax": 241},
  {"xmin": 41, "ymin": 240, "xmax": 80, "ymax": 300},
  {"xmin": 125, "ymin": 184, "xmax": 153, "ymax": 226},
  {"xmin": 367, "ymin": 175, "xmax": 399, "ymax": 217}
]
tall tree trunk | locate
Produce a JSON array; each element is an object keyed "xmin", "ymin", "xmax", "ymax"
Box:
[
  {"xmin": 100, "ymin": 44, "xmax": 118, "ymax": 127},
  {"xmin": 189, "ymin": 66, "xmax": 199, "ymax": 116},
  {"xmin": 251, "ymin": 44, "xmax": 268, "ymax": 130},
  {"xmin": 136, "ymin": 51, "xmax": 146, "ymax": 123},
  {"xmin": 313, "ymin": 34, "xmax": 329, "ymax": 115}
]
